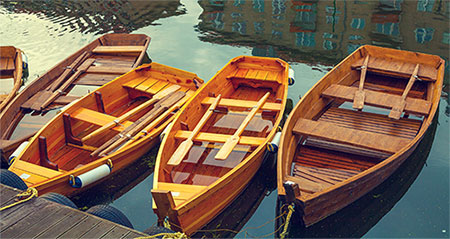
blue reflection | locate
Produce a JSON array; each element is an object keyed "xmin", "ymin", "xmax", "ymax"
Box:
[
  {"xmin": 417, "ymin": 0, "xmax": 435, "ymax": 12},
  {"xmin": 415, "ymin": 27, "xmax": 435, "ymax": 43},
  {"xmin": 296, "ymin": 32, "xmax": 316, "ymax": 47},
  {"xmin": 351, "ymin": 18, "xmax": 365, "ymax": 29},
  {"xmin": 376, "ymin": 22, "xmax": 400, "ymax": 36}
]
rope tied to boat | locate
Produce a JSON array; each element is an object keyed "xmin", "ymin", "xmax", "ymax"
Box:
[
  {"xmin": 279, "ymin": 203, "xmax": 295, "ymax": 239},
  {"xmin": 0, "ymin": 187, "xmax": 38, "ymax": 211},
  {"xmin": 135, "ymin": 232, "xmax": 188, "ymax": 239}
]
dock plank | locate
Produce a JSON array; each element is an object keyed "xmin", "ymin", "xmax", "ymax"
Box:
[{"xmin": 0, "ymin": 184, "xmax": 148, "ymax": 238}]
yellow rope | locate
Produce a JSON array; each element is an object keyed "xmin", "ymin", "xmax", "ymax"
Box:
[
  {"xmin": 279, "ymin": 204, "xmax": 295, "ymax": 239},
  {"xmin": 135, "ymin": 232, "xmax": 188, "ymax": 239},
  {"xmin": 0, "ymin": 187, "xmax": 38, "ymax": 211}
]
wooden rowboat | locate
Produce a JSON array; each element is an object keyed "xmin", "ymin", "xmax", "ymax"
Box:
[
  {"xmin": 277, "ymin": 45, "xmax": 444, "ymax": 227},
  {"xmin": 0, "ymin": 33, "xmax": 150, "ymax": 165},
  {"xmin": 7, "ymin": 62, "xmax": 202, "ymax": 196},
  {"xmin": 152, "ymin": 56, "xmax": 289, "ymax": 235},
  {"xmin": 0, "ymin": 46, "xmax": 23, "ymax": 113}
]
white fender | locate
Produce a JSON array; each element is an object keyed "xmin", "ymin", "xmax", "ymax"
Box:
[{"xmin": 8, "ymin": 141, "xmax": 29, "ymax": 165}]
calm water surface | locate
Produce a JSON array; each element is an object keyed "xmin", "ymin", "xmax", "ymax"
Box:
[{"xmin": 0, "ymin": 0, "xmax": 448, "ymax": 238}]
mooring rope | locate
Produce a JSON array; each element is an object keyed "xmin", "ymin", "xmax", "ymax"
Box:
[
  {"xmin": 0, "ymin": 187, "xmax": 38, "ymax": 211},
  {"xmin": 134, "ymin": 232, "xmax": 188, "ymax": 239},
  {"xmin": 279, "ymin": 204, "xmax": 295, "ymax": 239}
]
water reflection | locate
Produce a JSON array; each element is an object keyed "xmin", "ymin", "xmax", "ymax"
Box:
[
  {"xmin": 197, "ymin": 0, "xmax": 449, "ymax": 78},
  {"xmin": 275, "ymin": 111, "xmax": 439, "ymax": 238},
  {"xmin": 1, "ymin": 0, "xmax": 186, "ymax": 34}
]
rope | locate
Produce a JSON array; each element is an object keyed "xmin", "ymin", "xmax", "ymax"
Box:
[
  {"xmin": 279, "ymin": 204, "xmax": 295, "ymax": 239},
  {"xmin": 135, "ymin": 232, "xmax": 188, "ymax": 239},
  {"xmin": 0, "ymin": 187, "xmax": 38, "ymax": 211}
]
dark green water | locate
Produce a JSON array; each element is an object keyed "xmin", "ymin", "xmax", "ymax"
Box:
[{"xmin": 0, "ymin": 0, "xmax": 448, "ymax": 238}]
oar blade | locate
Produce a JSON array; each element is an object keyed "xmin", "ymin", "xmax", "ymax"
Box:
[
  {"xmin": 167, "ymin": 140, "xmax": 193, "ymax": 166},
  {"xmin": 352, "ymin": 90, "xmax": 365, "ymax": 109},
  {"xmin": 215, "ymin": 136, "xmax": 239, "ymax": 160},
  {"xmin": 388, "ymin": 100, "xmax": 406, "ymax": 120},
  {"xmin": 154, "ymin": 85, "xmax": 181, "ymax": 100}
]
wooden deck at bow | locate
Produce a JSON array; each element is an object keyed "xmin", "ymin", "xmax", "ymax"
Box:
[{"xmin": 0, "ymin": 184, "xmax": 147, "ymax": 238}]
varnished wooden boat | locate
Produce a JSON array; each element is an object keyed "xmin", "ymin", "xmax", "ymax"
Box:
[
  {"xmin": 7, "ymin": 62, "xmax": 202, "ymax": 196},
  {"xmin": 0, "ymin": 33, "xmax": 150, "ymax": 164},
  {"xmin": 0, "ymin": 46, "xmax": 23, "ymax": 113},
  {"xmin": 152, "ymin": 56, "xmax": 289, "ymax": 235},
  {"xmin": 277, "ymin": 45, "xmax": 444, "ymax": 227}
]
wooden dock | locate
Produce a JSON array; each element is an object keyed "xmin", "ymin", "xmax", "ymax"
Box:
[{"xmin": 0, "ymin": 184, "xmax": 148, "ymax": 238}]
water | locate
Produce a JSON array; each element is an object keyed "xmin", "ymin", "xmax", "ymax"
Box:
[{"xmin": 1, "ymin": 0, "xmax": 448, "ymax": 237}]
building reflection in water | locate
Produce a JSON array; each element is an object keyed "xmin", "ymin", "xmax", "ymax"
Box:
[
  {"xmin": 197, "ymin": 0, "xmax": 449, "ymax": 68},
  {"xmin": 0, "ymin": 0, "xmax": 185, "ymax": 34}
]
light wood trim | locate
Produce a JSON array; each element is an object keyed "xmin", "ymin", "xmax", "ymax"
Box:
[
  {"xmin": 71, "ymin": 107, "xmax": 133, "ymax": 130},
  {"xmin": 353, "ymin": 55, "xmax": 369, "ymax": 109},
  {"xmin": 201, "ymin": 97, "xmax": 281, "ymax": 111},
  {"xmin": 322, "ymin": 84, "xmax": 431, "ymax": 116},
  {"xmin": 12, "ymin": 160, "xmax": 62, "ymax": 178},
  {"xmin": 293, "ymin": 119, "xmax": 410, "ymax": 154},
  {"xmin": 81, "ymin": 85, "xmax": 180, "ymax": 142},
  {"xmin": 215, "ymin": 92, "xmax": 270, "ymax": 160},
  {"xmin": 92, "ymin": 45, "xmax": 146, "ymax": 54},
  {"xmin": 174, "ymin": 131, "xmax": 265, "ymax": 146},
  {"xmin": 389, "ymin": 64, "xmax": 420, "ymax": 119},
  {"xmin": 167, "ymin": 95, "xmax": 222, "ymax": 166}
]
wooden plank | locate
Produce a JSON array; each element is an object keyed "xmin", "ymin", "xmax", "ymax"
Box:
[
  {"xmin": 293, "ymin": 119, "xmax": 411, "ymax": 154},
  {"xmin": 215, "ymin": 92, "xmax": 270, "ymax": 160},
  {"xmin": 234, "ymin": 68, "xmax": 248, "ymax": 78},
  {"xmin": 99, "ymin": 226, "xmax": 131, "ymax": 238},
  {"xmin": 53, "ymin": 95, "xmax": 81, "ymax": 105},
  {"xmin": 122, "ymin": 75, "xmax": 148, "ymax": 89},
  {"xmin": 135, "ymin": 77, "xmax": 158, "ymax": 92},
  {"xmin": 35, "ymin": 212, "xmax": 87, "ymax": 238},
  {"xmin": 71, "ymin": 107, "xmax": 134, "ymax": 131},
  {"xmin": 151, "ymin": 190, "xmax": 180, "ymax": 227},
  {"xmin": 0, "ymin": 198, "xmax": 48, "ymax": 231},
  {"xmin": 79, "ymin": 221, "xmax": 114, "ymax": 238},
  {"xmin": 57, "ymin": 215, "xmax": 103, "ymax": 238},
  {"xmin": 201, "ymin": 97, "xmax": 281, "ymax": 111},
  {"xmin": 168, "ymin": 95, "xmax": 222, "ymax": 166},
  {"xmin": 81, "ymin": 85, "xmax": 180, "ymax": 142},
  {"xmin": 75, "ymin": 73, "xmax": 118, "ymax": 86},
  {"xmin": 322, "ymin": 84, "xmax": 431, "ymax": 116},
  {"xmin": 353, "ymin": 55, "xmax": 369, "ymax": 109},
  {"xmin": 157, "ymin": 183, "xmax": 206, "ymax": 202},
  {"xmin": 351, "ymin": 56, "xmax": 437, "ymax": 81},
  {"xmin": 389, "ymin": 64, "xmax": 420, "ymax": 119},
  {"xmin": 12, "ymin": 160, "xmax": 62, "ymax": 178},
  {"xmin": 92, "ymin": 45, "xmax": 145, "ymax": 54},
  {"xmin": 85, "ymin": 65, "xmax": 132, "ymax": 75},
  {"xmin": 0, "ymin": 205, "xmax": 64, "ymax": 238},
  {"xmin": 14, "ymin": 207, "xmax": 75, "ymax": 238},
  {"xmin": 146, "ymin": 80, "xmax": 169, "ymax": 95},
  {"xmin": 174, "ymin": 130, "xmax": 265, "ymax": 146}
]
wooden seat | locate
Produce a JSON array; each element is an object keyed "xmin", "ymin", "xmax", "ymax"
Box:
[
  {"xmin": 351, "ymin": 56, "xmax": 437, "ymax": 81},
  {"xmin": 322, "ymin": 84, "xmax": 431, "ymax": 116},
  {"xmin": 292, "ymin": 118, "xmax": 410, "ymax": 154},
  {"xmin": 0, "ymin": 57, "xmax": 15, "ymax": 72},
  {"xmin": 201, "ymin": 97, "xmax": 282, "ymax": 111},
  {"xmin": 157, "ymin": 182, "xmax": 206, "ymax": 205},
  {"xmin": 71, "ymin": 107, "xmax": 134, "ymax": 131},
  {"xmin": 174, "ymin": 130, "xmax": 265, "ymax": 146},
  {"xmin": 319, "ymin": 107, "xmax": 422, "ymax": 139},
  {"xmin": 226, "ymin": 68, "xmax": 282, "ymax": 91},
  {"xmin": 92, "ymin": 45, "xmax": 146, "ymax": 54}
]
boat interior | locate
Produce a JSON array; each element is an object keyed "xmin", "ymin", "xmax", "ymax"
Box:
[
  {"xmin": 288, "ymin": 48, "xmax": 442, "ymax": 196},
  {"xmin": 159, "ymin": 57, "xmax": 287, "ymax": 195},
  {"xmin": 11, "ymin": 63, "xmax": 199, "ymax": 186},
  {"xmin": 6, "ymin": 34, "xmax": 150, "ymax": 141}
]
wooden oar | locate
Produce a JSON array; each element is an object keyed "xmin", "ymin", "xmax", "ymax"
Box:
[
  {"xmin": 81, "ymin": 85, "xmax": 181, "ymax": 143},
  {"xmin": 353, "ymin": 55, "xmax": 369, "ymax": 109},
  {"xmin": 167, "ymin": 94, "xmax": 222, "ymax": 166},
  {"xmin": 31, "ymin": 58, "xmax": 95, "ymax": 111},
  {"xmin": 389, "ymin": 64, "xmax": 420, "ymax": 120},
  {"xmin": 119, "ymin": 91, "xmax": 194, "ymax": 150},
  {"xmin": 215, "ymin": 92, "xmax": 270, "ymax": 160},
  {"xmin": 91, "ymin": 91, "xmax": 186, "ymax": 157}
]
